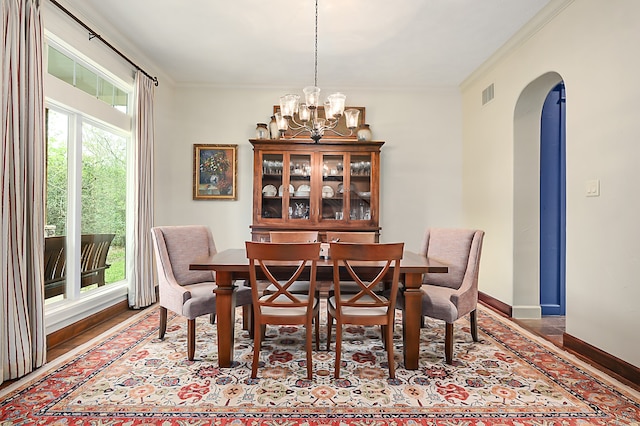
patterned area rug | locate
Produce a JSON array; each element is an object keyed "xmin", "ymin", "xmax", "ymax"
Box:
[{"xmin": 1, "ymin": 303, "xmax": 638, "ymax": 425}]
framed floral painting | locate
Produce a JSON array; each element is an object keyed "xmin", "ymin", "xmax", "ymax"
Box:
[{"xmin": 193, "ymin": 144, "xmax": 238, "ymax": 200}]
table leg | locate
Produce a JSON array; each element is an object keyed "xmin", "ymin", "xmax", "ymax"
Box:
[
  {"xmin": 402, "ymin": 272, "xmax": 422, "ymax": 370},
  {"xmin": 214, "ymin": 271, "xmax": 236, "ymax": 368}
]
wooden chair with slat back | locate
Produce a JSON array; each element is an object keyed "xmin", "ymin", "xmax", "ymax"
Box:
[
  {"xmin": 326, "ymin": 231, "xmax": 376, "ymax": 243},
  {"xmin": 327, "ymin": 242, "xmax": 404, "ymax": 379},
  {"xmin": 325, "ymin": 232, "xmax": 379, "ymax": 295},
  {"xmin": 263, "ymin": 231, "xmax": 319, "ymax": 295},
  {"xmin": 245, "ymin": 241, "xmax": 321, "ymax": 379},
  {"xmin": 269, "ymin": 231, "xmax": 319, "ymax": 243}
]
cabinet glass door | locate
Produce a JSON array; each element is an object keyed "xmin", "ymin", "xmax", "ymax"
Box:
[
  {"xmin": 289, "ymin": 154, "xmax": 312, "ymax": 221},
  {"xmin": 349, "ymin": 154, "xmax": 372, "ymax": 221},
  {"xmin": 320, "ymin": 154, "xmax": 345, "ymax": 222},
  {"xmin": 260, "ymin": 153, "xmax": 283, "ymax": 219}
]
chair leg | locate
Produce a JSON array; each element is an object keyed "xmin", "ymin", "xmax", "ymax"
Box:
[
  {"xmin": 159, "ymin": 306, "xmax": 167, "ymax": 339},
  {"xmin": 470, "ymin": 309, "xmax": 478, "ymax": 342},
  {"xmin": 380, "ymin": 325, "xmax": 387, "ymax": 350},
  {"xmin": 306, "ymin": 318, "xmax": 314, "ymax": 380},
  {"xmin": 326, "ymin": 311, "xmax": 333, "ymax": 351},
  {"xmin": 386, "ymin": 322, "xmax": 395, "ymax": 379},
  {"xmin": 314, "ymin": 311, "xmax": 320, "ymax": 351},
  {"xmin": 334, "ymin": 323, "xmax": 342, "ymax": 379},
  {"xmin": 209, "ymin": 313, "xmax": 216, "ymax": 324},
  {"xmin": 243, "ymin": 305, "xmax": 251, "ymax": 331},
  {"xmin": 252, "ymin": 317, "xmax": 262, "ymax": 379},
  {"xmin": 445, "ymin": 322, "xmax": 454, "ymax": 365},
  {"xmin": 187, "ymin": 319, "xmax": 196, "ymax": 361}
]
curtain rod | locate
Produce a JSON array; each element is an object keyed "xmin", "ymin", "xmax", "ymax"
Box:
[{"xmin": 49, "ymin": 0, "xmax": 159, "ymax": 86}]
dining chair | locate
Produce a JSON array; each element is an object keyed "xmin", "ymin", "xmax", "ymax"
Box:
[
  {"xmin": 151, "ymin": 225, "xmax": 253, "ymax": 361},
  {"xmin": 269, "ymin": 230, "xmax": 318, "ymax": 243},
  {"xmin": 245, "ymin": 241, "xmax": 321, "ymax": 379},
  {"xmin": 263, "ymin": 231, "xmax": 319, "ymax": 295},
  {"xmin": 325, "ymin": 231, "xmax": 376, "ymax": 243},
  {"xmin": 400, "ymin": 228, "xmax": 484, "ymax": 365},
  {"xmin": 326, "ymin": 242, "xmax": 404, "ymax": 379}
]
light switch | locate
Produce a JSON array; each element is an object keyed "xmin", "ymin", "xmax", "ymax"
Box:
[{"xmin": 586, "ymin": 179, "xmax": 600, "ymax": 197}]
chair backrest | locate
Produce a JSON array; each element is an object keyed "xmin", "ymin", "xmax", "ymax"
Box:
[
  {"xmin": 326, "ymin": 231, "xmax": 376, "ymax": 243},
  {"xmin": 245, "ymin": 241, "xmax": 321, "ymax": 312},
  {"xmin": 269, "ymin": 231, "xmax": 319, "ymax": 243},
  {"xmin": 420, "ymin": 228, "xmax": 484, "ymax": 290},
  {"xmin": 329, "ymin": 242, "xmax": 404, "ymax": 314},
  {"xmin": 151, "ymin": 225, "xmax": 217, "ymax": 286}
]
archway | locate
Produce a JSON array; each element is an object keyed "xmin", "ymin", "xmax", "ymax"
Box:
[{"xmin": 512, "ymin": 72, "xmax": 564, "ymax": 318}]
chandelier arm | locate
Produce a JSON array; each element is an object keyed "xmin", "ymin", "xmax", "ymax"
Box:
[
  {"xmin": 325, "ymin": 128, "xmax": 355, "ymax": 137},
  {"xmin": 291, "ymin": 128, "xmax": 312, "ymax": 138},
  {"xmin": 288, "ymin": 116, "xmax": 311, "ymax": 130}
]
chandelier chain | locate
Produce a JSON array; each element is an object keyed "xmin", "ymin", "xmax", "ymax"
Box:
[
  {"xmin": 314, "ymin": 0, "xmax": 318, "ymax": 87},
  {"xmin": 275, "ymin": 0, "xmax": 360, "ymax": 142}
]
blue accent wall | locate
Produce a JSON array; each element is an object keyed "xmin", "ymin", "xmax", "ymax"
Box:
[{"xmin": 539, "ymin": 82, "xmax": 566, "ymax": 316}]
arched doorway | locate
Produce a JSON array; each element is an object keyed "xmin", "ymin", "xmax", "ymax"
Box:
[
  {"xmin": 540, "ymin": 82, "xmax": 566, "ymax": 316},
  {"xmin": 512, "ymin": 72, "xmax": 565, "ymax": 319}
]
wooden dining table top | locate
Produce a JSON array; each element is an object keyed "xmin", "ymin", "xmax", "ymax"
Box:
[
  {"xmin": 190, "ymin": 248, "xmax": 449, "ymax": 275},
  {"xmin": 189, "ymin": 247, "xmax": 448, "ymax": 370}
]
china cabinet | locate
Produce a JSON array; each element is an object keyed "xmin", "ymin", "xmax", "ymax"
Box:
[{"xmin": 250, "ymin": 139, "xmax": 383, "ymax": 242}]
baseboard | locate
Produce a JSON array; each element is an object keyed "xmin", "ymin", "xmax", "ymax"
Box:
[
  {"xmin": 563, "ymin": 332, "xmax": 640, "ymax": 389},
  {"xmin": 46, "ymin": 299, "xmax": 130, "ymax": 349},
  {"xmin": 478, "ymin": 291, "xmax": 512, "ymax": 317},
  {"xmin": 479, "ymin": 291, "xmax": 639, "ymax": 390}
]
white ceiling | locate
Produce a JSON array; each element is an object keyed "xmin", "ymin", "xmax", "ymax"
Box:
[{"xmin": 65, "ymin": 0, "xmax": 553, "ymax": 88}]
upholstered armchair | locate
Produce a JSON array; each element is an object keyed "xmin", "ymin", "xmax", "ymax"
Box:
[
  {"xmin": 407, "ymin": 228, "xmax": 484, "ymax": 365},
  {"xmin": 151, "ymin": 225, "xmax": 252, "ymax": 361}
]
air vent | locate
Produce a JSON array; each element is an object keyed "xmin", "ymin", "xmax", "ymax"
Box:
[{"xmin": 482, "ymin": 83, "xmax": 494, "ymax": 105}]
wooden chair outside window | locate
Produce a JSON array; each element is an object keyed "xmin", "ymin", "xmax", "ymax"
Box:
[
  {"xmin": 326, "ymin": 242, "xmax": 404, "ymax": 379},
  {"xmin": 245, "ymin": 241, "xmax": 321, "ymax": 380}
]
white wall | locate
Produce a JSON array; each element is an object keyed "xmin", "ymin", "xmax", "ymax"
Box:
[
  {"xmin": 461, "ymin": 0, "xmax": 640, "ymax": 366},
  {"xmin": 154, "ymin": 86, "xmax": 463, "ymax": 252}
]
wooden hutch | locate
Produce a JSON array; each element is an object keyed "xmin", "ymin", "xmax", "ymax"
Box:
[{"xmin": 250, "ymin": 138, "xmax": 384, "ymax": 242}]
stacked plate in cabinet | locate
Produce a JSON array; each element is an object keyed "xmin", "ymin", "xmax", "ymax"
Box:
[{"xmin": 294, "ymin": 184, "xmax": 311, "ymax": 197}]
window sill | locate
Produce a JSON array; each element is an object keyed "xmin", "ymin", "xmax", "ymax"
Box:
[{"xmin": 45, "ymin": 281, "xmax": 129, "ymax": 335}]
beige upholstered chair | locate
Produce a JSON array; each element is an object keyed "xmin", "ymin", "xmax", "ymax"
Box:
[
  {"xmin": 151, "ymin": 225, "xmax": 252, "ymax": 361},
  {"xmin": 407, "ymin": 228, "xmax": 484, "ymax": 365},
  {"xmin": 327, "ymin": 242, "xmax": 404, "ymax": 379},
  {"xmin": 245, "ymin": 241, "xmax": 321, "ymax": 379}
]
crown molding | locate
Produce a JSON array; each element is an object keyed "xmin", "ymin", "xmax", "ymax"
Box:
[{"xmin": 460, "ymin": 0, "xmax": 575, "ymax": 90}]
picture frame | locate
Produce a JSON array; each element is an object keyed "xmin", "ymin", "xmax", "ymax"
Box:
[
  {"xmin": 193, "ymin": 144, "xmax": 238, "ymax": 200},
  {"xmin": 273, "ymin": 106, "xmax": 366, "ymax": 140}
]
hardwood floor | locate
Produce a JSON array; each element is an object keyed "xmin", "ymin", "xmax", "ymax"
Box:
[
  {"xmin": 46, "ymin": 307, "xmax": 144, "ymax": 362},
  {"xmin": 514, "ymin": 315, "xmax": 566, "ymax": 348},
  {"xmin": 0, "ymin": 307, "xmax": 143, "ymax": 391}
]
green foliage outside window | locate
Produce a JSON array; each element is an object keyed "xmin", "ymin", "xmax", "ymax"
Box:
[{"xmin": 46, "ymin": 115, "xmax": 127, "ymax": 285}]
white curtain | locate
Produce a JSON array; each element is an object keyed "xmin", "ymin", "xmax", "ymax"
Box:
[
  {"xmin": 127, "ymin": 71, "xmax": 156, "ymax": 309},
  {"xmin": 1, "ymin": 0, "xmax": 46, "ymax": 384}
]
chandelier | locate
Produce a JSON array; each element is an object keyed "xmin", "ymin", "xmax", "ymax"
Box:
[{"xmin": 275, "ymin": 0, "xmax": 360, "ymax": 142}]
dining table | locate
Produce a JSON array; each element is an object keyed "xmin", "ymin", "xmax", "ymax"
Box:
[{"xmin": 190, "ymin": 248, "xmax": 448, "ymax": 370}]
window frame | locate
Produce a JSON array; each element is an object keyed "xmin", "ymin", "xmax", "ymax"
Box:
[{"xmin": 44, "ymin": 35, "xmax": 135, "ymax": 335}]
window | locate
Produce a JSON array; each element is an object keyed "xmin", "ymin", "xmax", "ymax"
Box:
[
  {"xmin": 47, "ymin": 44, "xmax": 129, "ymax": 113},
  {"xmin": 44, "ymin": 38, "xmax": 132, "ymax": 312}
]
